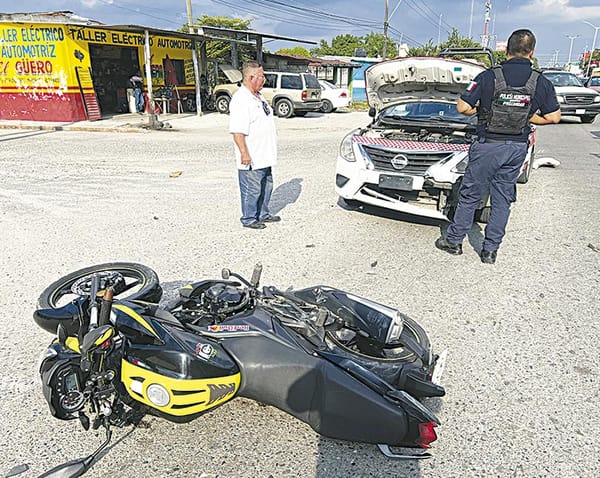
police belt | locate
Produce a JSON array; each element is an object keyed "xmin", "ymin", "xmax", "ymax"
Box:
[{"xmin": 478, "ymin": 137, "xmax": 528, "ymax": 144}]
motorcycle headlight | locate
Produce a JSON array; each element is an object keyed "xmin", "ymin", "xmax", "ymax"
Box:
[
  {"xmin": 147, "ymin": 383, "xmax": 170, "ymax": 407},
  {"xmin": 555, "ymin": 95, "xmax": 565, "ymax": 103},
  {"xmin": 339, "ymin": 129, "xmax": 360, "ymax": 162}
]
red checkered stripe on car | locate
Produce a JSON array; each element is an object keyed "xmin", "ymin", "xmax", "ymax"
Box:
[{"xmin": 352, "ymin": 136, "xmax": 470, "ymax": 151}]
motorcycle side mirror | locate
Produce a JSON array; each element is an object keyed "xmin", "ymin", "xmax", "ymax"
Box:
[
  {"xmin": 57, "ymin": 324, "xmax": 68, "ymax": 347},
  {"xmin": 221, "ymin": 268, "xmax": 231, "ymax": 280},
  {"xmin": 250, "ymin": 263, "xmax": 263, "ymax": 288}
]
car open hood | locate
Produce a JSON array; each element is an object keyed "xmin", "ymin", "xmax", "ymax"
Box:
[
  {"xmin": 366, "ymin": 57, "xmax": 486, "ymax": 111},
  {"xmin": 219, "ymin": 63, "xmax": 242, "ymax": 83}
]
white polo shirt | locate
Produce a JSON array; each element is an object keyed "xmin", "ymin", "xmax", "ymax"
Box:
[{"xmin": 229, "ymin": 85, "xmax": 278, "ymax": 170}]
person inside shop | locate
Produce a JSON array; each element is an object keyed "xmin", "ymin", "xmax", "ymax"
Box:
[{"xmin": 129, "ymin": 70, "xmax": 145, "ymax": 113}]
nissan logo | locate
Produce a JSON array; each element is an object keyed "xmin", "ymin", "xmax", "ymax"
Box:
[{"xmin": 391, "ymin": 154, "xmax": 409, "ymax": 170}]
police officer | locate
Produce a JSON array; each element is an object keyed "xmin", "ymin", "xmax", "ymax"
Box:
[{"xmin": 435, "ymin": 29, "xmax": 561, "ymax": 264}]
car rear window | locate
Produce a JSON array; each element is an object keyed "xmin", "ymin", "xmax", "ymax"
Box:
[
  {"xmin": 303, "ymin": 74, "xmax": 320, "ymax": 89},
  {"xmin": 281, "ymin": 75, "xmax": 303, "ymax": 89}
]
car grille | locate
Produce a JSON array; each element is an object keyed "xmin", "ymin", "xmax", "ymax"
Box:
[
  {"xmin": 361, "ymin": 145, "xmax": 452, "ymax": 175},
  {"xmin": 564, "ymin": 94, "xmax": 596, "ymax": 105}
]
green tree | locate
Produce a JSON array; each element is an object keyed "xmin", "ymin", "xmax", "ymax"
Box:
[
  {"xmin": 310, "ymin": 32, "xmax": 398, "ymax": 57},
  {"xmin": 276, "ymin": 46, "xmax": 311, "ymax": 57},
  {"xmin": 363, "ymin": 32, "xmax": 397, "ymax": 57},
  {"xmin": 183, "ymin": 15, "xmax": 254, "ymax": 63}
]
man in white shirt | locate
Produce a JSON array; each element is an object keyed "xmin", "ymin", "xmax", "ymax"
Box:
[{"xmin": 229, "ymin": 62, "xmax": 280, "ymax": 229}]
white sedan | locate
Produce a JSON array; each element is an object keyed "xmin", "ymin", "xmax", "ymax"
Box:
[{"xmin": 319, "ymin": 80, "xmax": 351, "ymax": 113}]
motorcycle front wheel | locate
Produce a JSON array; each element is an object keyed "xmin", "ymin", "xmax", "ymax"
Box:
[{"xmin": 38, "ymin": 262, "xmax": 162, "ymax": 309}]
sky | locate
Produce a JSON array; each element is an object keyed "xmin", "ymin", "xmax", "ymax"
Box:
[{"xmin": 3, "ymin": 0, "xmax": 600, "ymax": 66}]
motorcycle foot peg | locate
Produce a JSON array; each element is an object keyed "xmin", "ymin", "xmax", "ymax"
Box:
[{"xmin": 377, "ymin": 444, "xmax": 432, "ymax": 460}]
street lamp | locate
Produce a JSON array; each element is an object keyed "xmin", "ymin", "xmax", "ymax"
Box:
[
  {"xmin": 566, "ymin": 34, "xmax": 579, "ymax": 67},
  {"xmin": 583, "ymin": 20, "xmax": 600, "ymax": 77}
]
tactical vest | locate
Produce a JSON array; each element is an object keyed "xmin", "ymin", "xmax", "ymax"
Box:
[{"xmin": 482, "ymin": 66, "xmax": 540, "ymax": 135}]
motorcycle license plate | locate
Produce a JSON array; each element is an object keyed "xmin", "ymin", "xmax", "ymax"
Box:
[
  {"xmin": 431, "ymin": 349, "xmax": 447, "ymax": 386},
  {"xmin": 379, "ymin": 174, "xmax": 413, "ymax": 191}
]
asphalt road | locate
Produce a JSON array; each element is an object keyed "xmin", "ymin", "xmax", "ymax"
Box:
[{"xmin": 0, "ymin": 112, "xmax": 598, "ymax": 478}]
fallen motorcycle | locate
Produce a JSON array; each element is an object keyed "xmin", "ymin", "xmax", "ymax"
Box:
[{"xmin": 34, "ymin": 262, "xmax": 446, "ymax": 476}]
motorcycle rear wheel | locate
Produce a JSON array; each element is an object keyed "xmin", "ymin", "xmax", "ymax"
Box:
[
  {"xmin": 326, "ymin": 314, "xmax": 430, "ymax": 364},
  {"xmin": 38, "ymin": 262, "xmax": 162, "ymax": 309}
]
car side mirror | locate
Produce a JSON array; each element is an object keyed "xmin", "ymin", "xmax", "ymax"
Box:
[{"xmin": 368, "ymin": 107, "xmax": 376, "ymax": 118}]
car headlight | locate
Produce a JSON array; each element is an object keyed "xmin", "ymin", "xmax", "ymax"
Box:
[
  {"xmin": 594, "ymin": 95, "xmax": 600, "ymax": 103},
  {"xmin": 555, "ymin": 95, "xmax": 565, "ymax": 103},
  {"xmin": 452, "ymin": 157, "xmax": 469, "ymax": 174},
  {"xmin": 339, "ymin": 129, "xmax": 360, "ymax": 162}
]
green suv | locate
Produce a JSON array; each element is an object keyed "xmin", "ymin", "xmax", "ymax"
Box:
[{"xmin": 213, "ymin": 70, "xmax": 323, "ymax": 118}]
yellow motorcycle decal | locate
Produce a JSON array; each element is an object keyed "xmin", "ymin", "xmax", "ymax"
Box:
[{"xmin": 121, "ymin": 359, "xmax": 240, "ymax": 416}]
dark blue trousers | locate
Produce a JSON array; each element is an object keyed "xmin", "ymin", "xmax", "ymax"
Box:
[{"xmin": 446, "ymin": 140, "xmax": 527, "ymax": 251}]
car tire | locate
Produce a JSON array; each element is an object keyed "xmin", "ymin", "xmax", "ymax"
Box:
[
  {"xmin": 275, "ymin": 99, "xmax": 294, "ymax": 118},
  {"xmin": 215, "ymin": 95, "xmax": 230, "ymax": 114},
  {"xmin": 581, "ymin": 114, "xmax": 597, "ymax": 124},
  {"xmin": 184, "ymin": 96, "xmax": 196, "ymax": 113},
  {"xmin": 321, "ymin": 100, "xmax": 334, "ymax": 113}
]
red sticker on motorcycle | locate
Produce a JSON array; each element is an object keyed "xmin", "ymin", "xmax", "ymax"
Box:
[{"xmin": 208, "ymin": 325, "xmax": 250, "ymax": 332}]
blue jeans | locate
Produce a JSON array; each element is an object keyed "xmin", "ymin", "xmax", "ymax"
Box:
[
  {"xmin": 238, "ymin": 167, "xmax": 273, "ymax": 225},
  {"xmin": 133, "ymin": 87, "xmax": 144, "ymax": 113},
  {"xmin": 447, "ymin": 140, "xmax": 527, "ymax": 251}
]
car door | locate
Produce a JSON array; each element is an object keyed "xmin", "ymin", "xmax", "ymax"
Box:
[{"xmin": 262, "ymin": 73, "xmax": 278, "ymax": 105}]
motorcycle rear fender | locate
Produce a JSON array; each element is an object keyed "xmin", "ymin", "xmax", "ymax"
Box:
[{"xmin": 221, "ymin": 322, "xmax": 425, "ymax": 447}]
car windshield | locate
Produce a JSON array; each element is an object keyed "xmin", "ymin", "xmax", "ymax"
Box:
[
  {"xmin": 543, "ymin": 72, "xmax": 583, "ymax": 87},
  {"xmin": 379, "ymin": 101, "xmax": 473, "ymax": 124}
]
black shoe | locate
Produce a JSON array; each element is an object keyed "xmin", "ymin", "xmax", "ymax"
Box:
[
  {"xmin": 435, "ymin": 237, "xmax": 463, "ymax": 255},
  {"xmin": 261, "ymin": 215, "xmax": 281, "ymax": 223},
  {"xmin": 480, "ymin": 249, "xmax": 497, "ymax": 264},
  {"xmin": 243, "ymin": 222, "xmax": 266, "ymax": 230}
]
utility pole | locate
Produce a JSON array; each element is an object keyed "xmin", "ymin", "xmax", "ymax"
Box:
[
  {"xmin": 583, "ymin": 20, "xmax": 600, "ymax": 77},
  {"xmin": 382, "ymin": 0, "xmax": 389, "ymax": 59},
  {"xmin": 481, "ymin": 0, "xmax": 492, "ymax": 49},
  {"xmin": 468, "ymin": 0, "xmax": 475, "ymax": 39},
  {"xmin": 566, "ymin": 34, "xmax": 579, "ymax": 67},
  {"xmin": 437, "ymin": 14, "xmax": 442, "ymax": 46},
  {"xmin": 186, "ymin": 0, "xmax": 202, "ymax": 115}
]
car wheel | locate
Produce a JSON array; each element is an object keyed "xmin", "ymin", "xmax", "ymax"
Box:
[
  {"xmin": 184, "ymin": 96, "xmax": 196, "ymax": 113},
  {"xmin": 215, "ymin": 95, "xmax": 230, "ymax": 114},
  {"xmin": 321, "ymin": 100, "xmax": 334, "ymax": 113},
  {"xmin": 581, "ymin": 114, "xmax": 597, "ymax": 124},
  {"xmin": 275, "ymin": 99, "xmax": 293, "ymax": 118},
  {"xmin": 475, "ymin": 206, "xmax": 490, "ymax": 223},
  {"xmin": 517, "ymin": 147, "xmax": 534, "ymax": 184}
]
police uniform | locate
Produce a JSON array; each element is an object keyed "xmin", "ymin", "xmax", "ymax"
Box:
[{"xmin": 446, "ymin": 57, "xmax": 559, "ymax": 253}]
